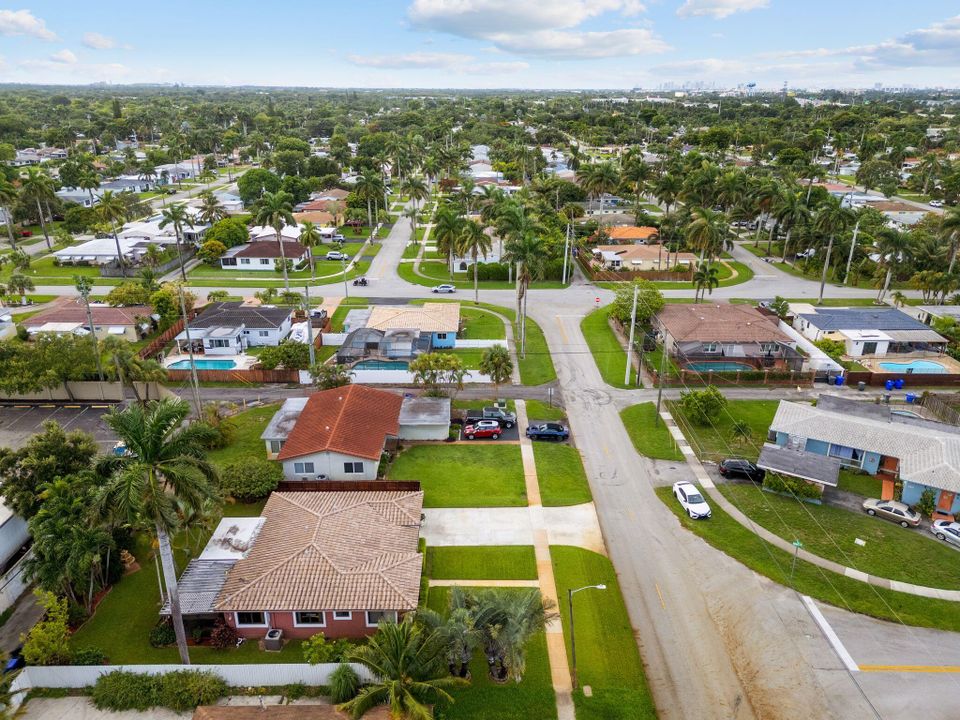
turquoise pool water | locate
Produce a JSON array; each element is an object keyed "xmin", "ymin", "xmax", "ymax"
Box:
[
  {"xmin": 878, "ymin": 360, "xmax": 947, "ymax": 374},
  {"xmin": 686, "ymin": 361, "xmax": 755, "ymax": 372},
  {"xmin": 168, "ymin": 359, "xmax": 237, "ymax": 370},
  {"xmin": 354, "ymin": 360, "xmax": 410, "ymax": 370}
]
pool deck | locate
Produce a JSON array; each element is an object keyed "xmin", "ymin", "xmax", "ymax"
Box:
[
  {"xmin": 162, "ymin": 352, "xmax": 260, "ymax": 370},
  {"xmin": 858, "ymin": 352, "xmax": 960, "ymax": 375}
]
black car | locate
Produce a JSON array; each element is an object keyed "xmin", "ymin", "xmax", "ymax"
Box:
[{"xmin": 718, "ymin": 458, "xmax": 765, "ymax": 483}]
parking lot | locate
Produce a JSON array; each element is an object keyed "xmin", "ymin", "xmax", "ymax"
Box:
[{"xmin": 0, "ymin": 403, "xmax": 118, "ymax": 452}]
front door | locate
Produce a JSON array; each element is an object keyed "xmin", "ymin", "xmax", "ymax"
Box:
[
  {"xmin": 862, "ymin": 341, "xmax": 878, "ymax": 355},
  {"xmin": 937, "ymin": 491, "xmax": 956, "ymax": 514}
]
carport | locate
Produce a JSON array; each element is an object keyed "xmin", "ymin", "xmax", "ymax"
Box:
[{"xmin": 757, "ymin": 444, "xmax": 841, "ymax": 489}]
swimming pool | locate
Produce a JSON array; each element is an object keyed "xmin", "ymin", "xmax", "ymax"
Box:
[
  {"xmin": 877, "ymin": 360, "xmax": 947, "ymax": 374},
  {"xmin": 168, "ymin": 359, "xmax": 238, "ymax": 370},
  {"xmin": 686, "ymin": 361, "xmax": 755, "ymax": 372},
  {"xmin": 353, "ymin": 360, "xmax": 410, "ymax": 370}
]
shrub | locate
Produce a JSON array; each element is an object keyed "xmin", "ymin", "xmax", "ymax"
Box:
[
  {"xmin": 678, "ymin": 385, "xmax": 728, "ymax": 425},
  {"xmin": 92, "ymin": 671, "xmax": 160, "ymax": 711},
  {"xmin": 71, "ymin": 646, "xmax": 106, "ymax": 666},
  {"xmin": 302, "ymin": 632, "xmax": 350, "ymax": 664},
  {"xmin": 329, "ymin": 662, "xmax": 361, "ymax": 703},
  {"xmin": 763, "ymin": 473, "xmax": 822, "ymax": 500},
  {"xmin": 158, "ymin": 670, "xmax": 228, "ymax": 711},
  {"xmin": 149, "ymin": 620, "xmax": 176, "ymax": 648},
  {"xmin": 198, "ymin": 239, "xmax": 227, "ymax": 264},
  {"xmin": 21, "ymin": 591, "xmax": 71, "ymax": 666},
  {"xmin": 220, "ymin": 458, "xmax": 282, "ymax": 501},
  {"xmin": 916, "ymin": 487, "xmax": 937, "ymax": 518},
  {"xmin": 210, "ymin": 619, "xmax": 238, "ymax": 650},
  {"xmin": 191, "ymin": 627, "xmax": 206, "ymax": 644}
]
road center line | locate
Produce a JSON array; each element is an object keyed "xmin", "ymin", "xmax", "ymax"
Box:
[
  {"xmin": 655, "ymin": 582, "xmax": 666, "ymax": 609},
  {"xmin": 859, "ymin": 665, "xmax": 960, "ymax": 673}
]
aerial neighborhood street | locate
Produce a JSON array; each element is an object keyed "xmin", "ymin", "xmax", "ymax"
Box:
[{"xmin": 1, "ymin": 2, "xmax": 960, "ymax": 720}]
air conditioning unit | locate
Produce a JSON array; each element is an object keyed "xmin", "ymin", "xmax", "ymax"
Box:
[{"xmin": 264, "ymin": 628, "xmax": 283, "ymax": 651}]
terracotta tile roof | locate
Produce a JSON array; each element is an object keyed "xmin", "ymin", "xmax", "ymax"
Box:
[
  {"xmin": 301, "ymin": 199, "xmax": 343, "ymax": 213},
  {"xmin": 276, "ymin": 385, "xmax": 402, "ymax": 461},
  {"xmin": 214, "ymin": 491, "xmax": 424, "ymax": 612},
  {"xmin": 366, "ymin": 303, "xmax": 460, "ymax": 333},
  {"xmin": 293, "ymin": 211, "xmax": 335, "ymax": 225},
  {"xmin": 656, "ymin": 303, "xmax": 792, "ymax": 343},
  {"xmin": 22, "ymin": 298, "xmax": 152, "ymax": 327},
  {"xmin": 607, "ymin": 225, "xmax": 660, "ymax": 241},
  {"xmin": 234, "ymin": 240, "xmax": 308, "ymax": 259}
]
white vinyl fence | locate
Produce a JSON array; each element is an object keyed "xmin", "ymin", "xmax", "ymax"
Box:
[{"xmin": 453, "ymin": 340, "xmax": 506, "ymax": 349}]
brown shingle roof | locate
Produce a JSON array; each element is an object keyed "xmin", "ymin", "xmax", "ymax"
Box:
[
  {"xmin": 276, "ymin": 385, "xmax": 402, "ymax": 461},
  {"xmin": 656, "ymin": 303, "xmax": 792, "ymax": 343},
  {"xmin": 214, "ymin": 491, "xmax": 424, "ymax": 612},
  {"xmin": 234, "ymin": 240, "xmax": 309, "ymax": 259},
  {"xmin": 293, "ymin": 210, "xmax": 335, "ymax": 225},
  {"xmin": 22, "ymin": 298, "xmax": 152, "ymax": 328}
]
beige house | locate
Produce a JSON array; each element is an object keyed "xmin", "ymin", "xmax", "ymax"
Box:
[
  {"xmin": 21, "ymin": 298, "xmax": 152, "ymax": 341},
  {"xmin": 592, "ymin": 244, "xmax": 698, "ymax": 271}
]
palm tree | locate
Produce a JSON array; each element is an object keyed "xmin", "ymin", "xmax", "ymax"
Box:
[
  {"xmin": 621, "ymin": 156, "xmax": 652, "ymax": 210},
  {"xmin": 197, "ymin": 169, "xmax": 216, "ymax": 187},
  {"xmin": 685, "ymin": 207, "xmax": 729, "ymax": 261},
  {"xmin": 403, "ymin": 205, "xmax": 421, "ymax": 246},
  {"xmin": 433, "ymin": 207, "xmax": 463, "ymax": 278},
  {"xmin": 773, "ymin": 190, "xmax": 811, "ymax": 262},
  {"xmin": 917, "ymin": 153, "xmax": 943, "ymax": 196},
  {"xmin": 493, "ymin": 588, "xmax": 555, "ymax": 683},
  {"xmin": 402, "ymin": 176, "xmax": 429, "ymax": 210},
  {"xmin": 97, "ymin": 398, "xmax": 219, "ymax": 665},
  {"xmin": 97, "ymin": 190, "xmax": 129, "ymax": 278},
  {"xmin": 197, "ymin": 191, "xmax": 226, "ymax": 225},
  {"xmin": 7, "ymin": 272, "xmax": 34, "ymax": 305},
  {"xmin": 298, "ymin": 220, "xmax": 323, "ymax": 280},
  {"xmin": 750, "ymin": 178, "xmax": 780, "ymax": 247},
  {"xmin": 339, "ymin": 619, "xmax": 464, "ymax": 720},
  {"xmin": 310, "ymin": 363, "xmax": 354, "ymax": 390},
  {"xmin": 890, "ymin": 290, "xmax": 908, "ymax": 308},
  {"xmin": 479, "ymin": 344, "xmax": 512, "ymax": 395},
  {"xmin": 159, "ymin": 203, "xmax": 195, "ymax": 282},
  {"xmin": 20, "ymin": 167, "xmax": 56, "ymax": 250},
  {"xmin": 874, "ymin": 228, "xmax": 913, "ymax": 304},
  {"xmin": 78, "ymin": 169, "xmax": 100, "ymax": 208},
  {"xmin": 693, "ymin": 262, "xmax": 720, "ymax": 303},
  {"xmin": 253, "ymin": 190, "xmax": 296, "ymax": 290},
  {"xmin": 813, "ymin": 197, "xmax": 854, "ymax": 304},
  {"xmin": 0, "ymin": 176, "xmax": 18, "ymax": 249},
  {"xmin": 355, "ymin": 169, "xmax": 384, "ymax": 228},
  {"xmin": 101, "ymin": 335, "xmax": 166, "ymax": 403},
  {"xmin": 457, "ymin": 219, "xmax": 492, "ymax": 304},
  {"xmin": 504, "ymin": 233, "xmax": 545, "ymax": 357},
  {"xmin": 941, "ymin": 207, "xmax": 960, "ymax": 276},
  {"xmin": 652, "ymin": 173, "xmax": 681, "ymax": 213},
  {"xmin": 577, "ymin": 161, "xmax": 619, "ymax": 217}
]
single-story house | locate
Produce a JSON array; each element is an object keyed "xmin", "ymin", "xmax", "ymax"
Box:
[
  {"xmin": 212, "ymin": 490, "xmax": 423, "ymax": 639},
  {"xmin": 21, "ymin": 298, "xmax": 153, "ymax": 341},
  {"xmin": 791, "ymin": 305, "xmax": 947, "ymax": 357},
  {"xmin": 175, "ymin": 302, "xmax": 293, "ymax": 355},
  {"xmin": 592, "ymin": 244, "xmax": 697, "ymax": 272},
  {"xmin": 654, "ymin": 303, "xmax": 803, "ymax": 371},
  {"xmin": 55, "ymin": 187, "xmax": 99, "ymax": 207},
  {"xmin": 603, "ymin": 226, "xmax": 661, "ymax": 244},
  {"xmin": 366, "ymin": 303, "xmax": 460, "ymax": 350},
  {"xmin": 100, "ymin": 176, "xmax": 154, "ymax": 194},
  {"xmin": 273, "ymin": 385, "xmax": 403, "ymax": 482},
  {"xmin": 154, "ymin": 160, "xmax": 199, "ymax": 184},
  {"xmin": 53, "ymin": 235, "xmax": 180, "ymax": 268},
  {"xmin": 119, "ymin": 210, "xmax": 210, "ymax": 245},
  {"xmin": 769, "ymin": 395, "xmax": 960, "ymax": 518},
  {"xmin": 214, "ymin": 192, "xmax": 244, "ymax": 214},
  {"xmin": 865, "ymin": 200, "xmax": 930, "ymax": 227},
  {"xmin": 219, "ymin": 240, "xmax": 311, "ymax": 271},
  {"xmin": 249, "ymin": 225, "xmax": 302, "ymax": 243},
  {"xmin": 293, "ymin": 211, "xmax": 335, "ymax": 227}
]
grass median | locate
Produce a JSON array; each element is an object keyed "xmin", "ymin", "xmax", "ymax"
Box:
[
  {"xmin": 620, "ymin": 403, "xmax": 683, "ymax": 461},
  {"xmin": 533, "ymin": 443, "xmax": 592, "ymax": 506},
  {"xmin": 580, "ymin": 306, "xmax": 632, "ymax": 390}
]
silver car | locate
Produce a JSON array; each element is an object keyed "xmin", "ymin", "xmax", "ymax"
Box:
[
  {"xmin": 862, "ymin": 498, "xmax": 921, "ymax": 528},
  {"xmin": 930, "ymin": 520, "xmax": 960, "ymax": 547}
]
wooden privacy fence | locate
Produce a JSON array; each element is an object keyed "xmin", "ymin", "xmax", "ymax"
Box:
[
  {"xmin": 166, "ymin": 368, "xmax": 300, "ymax": 384},
  {"xmin": 138, "ymin": 318, "xmax": 186, "ymax": 360},
  {"xmin": 277, "ymin": 480, "xmax": 421, "ymax": 492}
]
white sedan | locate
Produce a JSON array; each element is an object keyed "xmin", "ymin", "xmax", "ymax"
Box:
[
  {"xmin": 673, "ymin": 481, "xmax": 711, "ymax": 519},
  {"xmin": 432, "ymin": 284, "xmax": 456, "ymax": 294},
  {"xmin": 930, "ymin": 519, "xmax": 960, "ymax": 547}
]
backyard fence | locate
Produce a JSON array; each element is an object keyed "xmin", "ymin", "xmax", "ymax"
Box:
[
  {"xmin": 843, "ymin": 371, "xmax": 960, "ymax": 388},
  {"xmin": 277, "ymin": 480, "xmax": 421, "ymax": 492},
  {"xmin": 577, "ymin": 256, "xmax": 692, "ymax": 282},
  {"xmin": 138, "ymin": 317, "xmax": 189, "ymax": 360},
  {"xmin": 919, "ymin": 394, "xmax": 960, "ymax": 425},
  {"xmin": 165, "ymin": 368, "xmax": 301, "ymax": 384}
]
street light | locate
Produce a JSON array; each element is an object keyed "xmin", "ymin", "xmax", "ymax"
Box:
[{"xmin": 568, "ymin": 583, "xmax": 606, "ymax": 690}]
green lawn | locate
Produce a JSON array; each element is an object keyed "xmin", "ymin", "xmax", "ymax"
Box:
[
  {"xmin": 655, "ymin": 486, "xmax": 960, "ymax": 632},
  {"xmin": 0, "ymin": 255, "xmax": 122, "ymax": 286},
  {"xmin": 206, "ymin": 402, "xmax": 280, "ymax": 469},
  {"xmin": 524, "ymin": 400, "xmax": 565, "ymax": 422},
  {"xmin": 836, "ymin": 469, "xmax": 883, "ymax": 498},
  {"xmin": 642, "ymin": 343, "xmax": 680, "ymax": 379},
  {"xmin": 533, "ymin": 444, "xmax": 592, "ymax": 506},
  {"xmin": 396, "ymin": 259, "xmax": 564, "ymax": 291},
  {"xmin": 449, "ymin": 348, "xmax": 485, "ymax": 369},
  {"xmin": 720, "ymin": 483, "xmax": 960, "ymax": 590},
  {"xmin": 620, "ymin": 403, "xmax": 683, "ymax": 462},
  {"xmin": 388, "ymin": 445, "xmax": 527, "ymax": 507},
  {"xmin": 427, "ymin": 586, "xmax": 556, "ymax": 720},
  {"xmin": 460, "ymin": 307, "xmax": 506, "ymax": 340},
  {"xmin": 668, "ymin": 399, "xmax": 778, "ymax": 463},
  {"xmin": 580, "ymin": 306, "xmax": 633, "ymax": 390},
  {"xmin": 328, "ymin": 297, "xmax": 369, "ymax": 332},
  {"xmin": 425, "ymin": 546, "xmax": 538, "ymax": 580},
  {"xmin": 551, "ymin": 546, "xmax": 656, "ymax": 720},
  {"xmin": 401, "ymin": 243, "xmax": 421, "ymax": 259}
]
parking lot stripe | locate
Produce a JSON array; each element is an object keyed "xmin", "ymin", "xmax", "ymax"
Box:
[
  {"xmin": 63, "ymin": 405, "xmax": 81, "ymax": 409},
  {"xmin": 801, "ymin": 595, "xmax": 860, "ymax": 673},
  {"xmin": 859, "ymin": 665, "xmax": 960, "ymax": 673}
]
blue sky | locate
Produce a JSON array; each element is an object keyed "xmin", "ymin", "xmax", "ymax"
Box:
[{"xmin": 1, "ymin": 2, "xmax": 958, "ymax": 89}]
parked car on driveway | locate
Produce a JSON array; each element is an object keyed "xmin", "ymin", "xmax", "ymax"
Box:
[
  {"xmin": 930, "ymin": 519, "xmax": 960, "ymax": 547},
  {"xmin": 526, "ymin": 422, "xmax": 569, "ymax": 441},
  {"xmin": 325, "ymin": 250, "xmax": 349, "ymax": 261},
  {"xmin": 673, "ymin": 481, "xmax": 711, "ymax": 519},
  {"xmin": 862, "ymin": 498, "xmax": 921, "ymax": 528},
  {"xmin": 463, "ymin": 420, "xmax": 502, "ymax": 440},
  {"xmin": 466, "ymin": 406, "xmax": 517, "ymax": 428},
  {"xmin": 718, "ymin": 458, "xmax": 765, "ymax": 483}
]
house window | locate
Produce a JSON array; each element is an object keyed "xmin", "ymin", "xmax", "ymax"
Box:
[
  {"xmin": 828, "ymin": 444, "xmax": 863, "ymax": 468},
  {"xmin": 366, "ymin": 611, "xmax": 397, "ymax": 627},
  {"xmin": 702, "ymin": 343, "xmax": 719, "ymax": 353},
  {"xmin": 436, "ymin": 333, "xmax": 447, "ymax": 340},
  {"xmin": 240, "ymin": 258, "xmax": 251, "ymax": 265},
  {"xmin": 260, "ymin": 258, "xmax": 270, "ymax": 265},
  {"xmin": 294, "ymin": 611, "xmax": 326, "ymax": 627},
  {"xmin": 209, "ymin": 339, "xmax": 233, "ymax": 348},
  {"xmin": 760, "ymin": 343, "xmax": 778, "ymax": 354},
  {"xmin": 294, "ymin": 461, "xmax": 315, "ymax": 475},
  {"xmin": 235, "ymin": 612, "xmax": 266, "ymax": 627},
  {"xmin": 333, "ymin": 611, "xmax": 352, "ymax": 621},
  {"xmin": 259, "ymin": 330, "xmax": 270, "ymax": 337},
  {"xmin": 269, "ymin": 440, "xmax": 284, "ymax": 453},
  {"xmin": 222, "ymin": 258, "xmax": 237, "ymax": 266},
  {"xmin": 344, "ymin": 462, "xmax": 364, "ymax": 474}
]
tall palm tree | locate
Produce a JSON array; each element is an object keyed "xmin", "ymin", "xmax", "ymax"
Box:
[
  {"xmin": 693, "ymin": 262, "xmax": 720, "ymax": 303},
  {"xmin": 78, "ymin": 169, "xmax": 100, "ymax": 208},
  {"xmin": 457, "ymin": 219, "xmax": 492, "ymax": 305},
  {"xmin": 0, "ymin": 176, "xmax": 18, "ymax": 249},
  {"xmin": 253, "ymin": 190, "xmax": 296, "ymax": 290},
  {"xmin": 773, "ymin": 190, "xmax": 811, "ymax": 262},
  {"xmin": 941, "ymin": 207, "xmax": 960, "ymax": 276},
  {"xmin": 685, "ymin": 207, "xmax": 729, "ymax": 261},
  {"xmin": 402, "ymin": 176, "xmax": 429, "ymax": 211},
  {"xmin": 355, "ymin": 169, "xmax": 384, "ymax": 228},
  {"xmin": 403, "ymin": 205, "xmax": 421, "ymax": 246},
  {"xmin": 917, "ymin": 153, "xmax": 943, "ymax": 196},
  {"xmin": 622, "ymin": 155, "xmax": 652, "ymax": 210},
  {"xmin": 97, "ymin": 190, "xmax": 129, "ymax": 278},
  {"xmin": 197, "ymin": 191, "xmax": 226, "ymax": 225},
  {"xmin": 20, "ymin": 167, "xmax": 56, "ymax": 250},
  {"xmin": 750, "ymin": 178, "xmax": 780, "ymax": 247},
  {"xmin": 652, "ymin": 173, "xmax": 681, "ymax": 213},
  {"xmin": 159, "ymin": 203, "xmax": 195, "ymax": 282},
  {"xmin": 101, "ymin": 335, "xmax": 166, "ymax": 403},
  {"xmin": 433, "ymin": 207, "xmax": 463, "ymax": 278},
  {"xmin": 298, "ymin": 220, "xmax": 323, "ymax": 280},
  {"xmin": 339, "ymin": 619, "xmax": 464, "ymax": 720},
  {"xmin": 97, "ymin": 398, "xmax": 219, "ymax": 665},
  {"xmin": 874, "ymin": 228, "xmax": 914, "ymax": 304},
  {"xmin": 813, "ymin": 197, "xmax": 854, "ymax": 304},
  {"xmin": 504, "ymin": 233, "xmax": 545, "ymax": 357},
  {"xmin": 8, "ymin": 272, "xmax": 34, "ymax": 305},
  {"xmin": 577, "ymin": 162, "xmax": 619, "ymax": 217}
]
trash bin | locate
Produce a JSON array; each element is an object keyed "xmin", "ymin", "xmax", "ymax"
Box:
[
  {"xmin": 894, "ymin": 378, "xmax": 905, "ymax": 390},
  {"xmin": 835, "ymin": 375, "xmax": 845, "ymax": 387},
  {"xmin": 906, "ymin": 393, "xmax": 916, "ymax": 404},
  {"xmin": 885, "ymin": 379, "xmax": 895, "ymax": 391},
  {"xmin": 858, "ymin": 381, "xmax": 866, "ymax": 392},
  {"xmin": 883, "ymin": 393, "xmax": 891, "ymax": 404}
]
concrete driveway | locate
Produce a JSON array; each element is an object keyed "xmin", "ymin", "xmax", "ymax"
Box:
[{"xmin": 20, "ymin": 697, "xmax": 186, "ymax": 719}]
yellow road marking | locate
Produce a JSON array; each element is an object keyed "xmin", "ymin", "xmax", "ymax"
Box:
[
  {"xmin": 555, "ymin": 317, "xmax": 569, "ymax": 344},
  {"xmin": 859, "ymin": 665, "xmax": 960, "ymax": 673},
  {"xmin": 39, "ymin": 404, "xmax": 55, "ymax": 408},
  {"xmin": 602, "ymin": 445, "xmax": 611, "ymax": 457},
  {"xmin": 13, "ymin": 405, "xmax": 29, "ymax": 409},
  {"xmin": 63, "ymin": 405, "xmax": 81, "ymax": 409},
  {"xmin": 655, "ymin": 583, "xmax": 666, "ymax": 609},
  {"xmin": 90, "ymin": 405, "xmax": 109, "ymax": 409}
]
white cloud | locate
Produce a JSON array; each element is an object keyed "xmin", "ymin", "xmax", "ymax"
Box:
[
  {"xmin": 0, "ymin": 9, "xmax": 56, "ymax": 40},
  {"xmin": 677, "ymin": 0, "xmax": 769, "ymax": 19},
  {"xmin": 82, "ymin": 31, "xmax": 116, "ymax": 49},
  {"xmin": 17, "ymin": 59, "xmax": 130, "ymax": 81},
  {"xmin": 50, "ymin": 48, "xmax": 77, "ymax": 64},
  {"xmin": 407, "ymin": 0, "xmax": 662, "ymax": 59},
  {"xmin": 347, "ymin": 51, "xmax": 529, "ymax": 74}
]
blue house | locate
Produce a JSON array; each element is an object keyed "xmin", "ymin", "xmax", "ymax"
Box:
[
  {"xmin": 768, "ymin": 395, "xmax": 960, "ymax": 518},
  {"xmin": 366, "ymin": 302, "xmax": 460, "ymax": 350}
]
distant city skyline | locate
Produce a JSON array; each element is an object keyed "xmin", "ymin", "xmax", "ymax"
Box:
[{"xmin": 0, "ymin": 2, "xmax": 958, "ymax": 90}]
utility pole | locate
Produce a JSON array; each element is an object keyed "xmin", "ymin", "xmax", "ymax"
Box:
[
  {"xmin": 341, "ymin": 255, "xmax": 349, "ymax": 299},
  {"xmin": 844, "ymin": 217, "xmax": 861, "ymax": 286},
  {"xmin": 654, "ymin": 339, "xmax": 668, "ymax": 426},
  {"xmin": 561, "ymin": 221, "xmax": 571, "ymax": 285},
  {"xmin": 304, "ymin": 284, "xmax": 315, "ymax": 367},
  {"xmin": 624, "ymin": 284, "xmax": 638, "ymax": 386},
  {"xmin": 178, "ymin": 287, "xmax": 203, "ymax": 419}
]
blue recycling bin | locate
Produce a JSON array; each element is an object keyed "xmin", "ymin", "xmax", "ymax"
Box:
[
  {"xmin": 906, "ymin": 393, "xmax": 916, "ymax": 404},
  {"xmin": 894, "ymin": 378, "xmax": 905, "ymax": 390},
  {"xmin": 885, "ymin": 379, "xmax": 894, "ymax": 391},
  {"xmin": 835, "ymin": 375, "xmax": 844, "ymax": 387}
]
